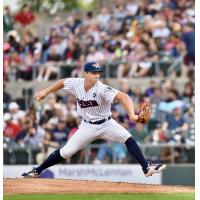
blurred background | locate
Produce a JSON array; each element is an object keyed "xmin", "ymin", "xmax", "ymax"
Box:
[{"xmin": 3, "ymin": 0, "xmax": 194, "ymax": 185}]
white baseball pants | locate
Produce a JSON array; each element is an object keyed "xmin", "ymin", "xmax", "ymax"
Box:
[{"xmin": 60, "ymin": 118, "xmax": 132, "ymax": 159}]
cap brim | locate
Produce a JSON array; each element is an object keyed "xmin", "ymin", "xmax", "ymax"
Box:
[
  {"xmin": 85, "ymin": 68, "xmax": 104, "ymax": 73},
  {"xmin": 92, "ymin": 69, "xmax": 104, "ymax": 72}
]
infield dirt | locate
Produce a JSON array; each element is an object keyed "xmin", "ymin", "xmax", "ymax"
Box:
[{"xmin": 4, "ymin": 178, "xmax": 194, "ymax": 195}]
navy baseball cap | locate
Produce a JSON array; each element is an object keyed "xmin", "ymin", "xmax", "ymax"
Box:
[{"xmin": 84, "ymin": 61, "xmax": 104, "ymax": 73}]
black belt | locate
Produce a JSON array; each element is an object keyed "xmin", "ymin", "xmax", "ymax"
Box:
[{"xmin": 84, "ymin": 116, "xmax": 111, "ymax": 125}]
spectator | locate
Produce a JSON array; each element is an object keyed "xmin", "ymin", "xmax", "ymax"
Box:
[
  {"xmin": 3, "ymin": 113, "xmax": 21, "ymax": 139},
  {"xmin": 160, "ymin": 146, "xmax": 182, "ymax": 163},
  {"xmin": 36, "ymin": 130, "xmax": 59, "ymax": 164},
  {"xmin": 130, "ymin": 123, "xmax": 150, "ymax": 143},
  {"xmin": 64, "ymin": 41, "xmax": 82, "ymax": 62},
  {"xmin": 50, "ymin": 103, "xmax": 65, "ymax": 124},
  {"xmin": 23, "ymin": 126, "xmax": 45, "ymax": 147},
  {"xmin": 111, "ymin": 105, "xmax": 128, "ymax": 128},
  {"xmin": 182, "ymin": 82, "xmax": 194, "ymax": 103},
  {"xmin": 3, "ymin": 83, "xmax": 12, "ymax": 104},
  {"xmin": 51, "ymin": 117, "xmax": 69, "ymax": 144},
  {"xmin": 37, "ymin": 46, "xmax": 62, "ymax": 81},
  {"xmin": 182, "ymin": 24, "xmax": 195, "ymax": 64},
  {"xmin": 144, "ymin": 80, "xmax": 156, "ymax": 97},
  {"xmin": 165, "ymin": 89, "xmax": 179, "ymax": 102},
  {"xmin": 18, "ymin": 52, "xmax": 34, "ymax": 80},
  {"xmin": 25, "ymin": 106, "xmax": 37, "ymax": 125},
  {"xmin": 15, "ymin": 119, "xmax": 33, "ymax": 144},
  {"xmin": 118, "ymin": 79, "xmax": 135, "ymax": 100},
  {"xmin": 162, "ymin": 107, "xmax": 189, "ymax": 143},
  {"xmin": 3, "ymin": 0, "xmax": 194, "ymax": 81},
  {"xmin": 3, "ymin": 6, "xmax": 14, "ymax": 33},
  {"xmin": 8, "ymin": 102, "xmax": 26, "ymax": 124},
  {"xmin": 83, "ymin": 11, "xmax": 94, "ymax": 26},
  {"xmin": 150, "ymin": 87, "xmax": 164, "ymax": 104},
  {"xmin": 97, "ymin": 7, "xmax": 111, "ymax": 31},
  {"xmin": 6, "ymin": 51, "xmax": 21, "ymax": 81},
  {"xmin": 14, "ymin": 3, "xmax": 35, "ymax": 27},
  {"xmin": 93, "ymin": 142, "xmax": 127, "ymax": 164},
  {"xmin": 152, "ymin": 123, "xmax": 168, "ymax": 143},
  {"xmin": 163, "ymin": 107, "xmax": 188, "ymax": 131},
  {"xmin": 86, "ymin": 46, "xmax": 105, "ymax": 62}
]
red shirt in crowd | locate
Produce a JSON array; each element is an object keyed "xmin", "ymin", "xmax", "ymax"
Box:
[
  {"xmin": 4, "ymin": 122, "xmax": 21, "ymax": 139},
  {"xmin": 14, "ymin": 10, "xmax": 35, "ymax": 26}
]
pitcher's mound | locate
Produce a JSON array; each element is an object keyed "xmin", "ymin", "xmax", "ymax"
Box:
[{"xmin": 4, "ymin": 178, "xmax": 194, "ymax": 195}]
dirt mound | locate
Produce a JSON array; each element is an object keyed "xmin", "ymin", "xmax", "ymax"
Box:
[{"xmin": 4, "ymin": 178, "xmax": 194, "ymax": 195}]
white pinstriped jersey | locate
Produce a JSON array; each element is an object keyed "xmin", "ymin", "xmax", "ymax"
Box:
[
  {"xmin": 60, "ymin": 78, "xmax": 132, "ymax": 159},
  {"xmin": 63, "ymin": 78, "xmax": 118, "ymax": 122}
]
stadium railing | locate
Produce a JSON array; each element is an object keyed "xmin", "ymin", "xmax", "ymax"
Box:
[{"xmin": 3, "ymin": 140, "xmax": 194, "ymax": 165}]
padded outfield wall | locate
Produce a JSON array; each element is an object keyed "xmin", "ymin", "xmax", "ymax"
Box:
[{"xmin": 3, "ymin": 164, "xmax": 194, "ymax": 186}]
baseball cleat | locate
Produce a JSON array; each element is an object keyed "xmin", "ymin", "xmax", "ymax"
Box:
[
  {"xmin": 21, "ymin": 168, "xmax": 39, "ymax": 178},
  {"xmin": 143, "ymin": 163, "xmax": 166, "ymax": 177}
]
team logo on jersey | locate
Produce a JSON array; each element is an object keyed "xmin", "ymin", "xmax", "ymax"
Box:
[
  {"xmin": 92, "ymin": 62, "xmax": 100, "ymax": 68},
  {"xmin": 77, "ymin": 99, "xmax": 98, "ymax": 108}
]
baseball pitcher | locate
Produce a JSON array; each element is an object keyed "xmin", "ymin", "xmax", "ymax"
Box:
[{"xmin": 22, "ymin": 61, "xmax": 166, "ymax": 178}]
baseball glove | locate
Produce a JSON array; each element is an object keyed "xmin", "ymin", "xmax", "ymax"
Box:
[{"xmin": 136, "ymin": 102, "xmax": 151, "ymax": 124}]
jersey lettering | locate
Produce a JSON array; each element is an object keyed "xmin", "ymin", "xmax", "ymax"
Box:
[{"xmin": 77, "ymin": 99, "xmax": 99, "ymax": 108}]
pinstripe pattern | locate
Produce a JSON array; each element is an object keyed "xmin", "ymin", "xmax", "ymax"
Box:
[
  {"xmin": 60, "ymin": 118, "xmax": 132, "ymax": 159},
  {"xmin": 99, "ymin": 119, "xmax": 132, "ymax": 143},
  {"xmin": 61, "ymin": 78, "xmax": 132, "ymax": 158},
  {"xmin": 60, "ymin": 121, "xmax": 100, "ymax": 158},
  {"xmin": 63, "ymin": 78, "xmax": 118, "ymax": 121}
]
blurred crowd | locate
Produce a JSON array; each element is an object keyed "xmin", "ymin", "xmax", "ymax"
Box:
[
  {"xmin": 3, "ymin": 0, "xmax": 195, "ymax": 82},
  {"xmin": 3, "ymin": 0, "xmax": 195, "ymax": 165},
  {"xmin": 3, "ymin": 77, "xmax": 194, "ymax": 164}
]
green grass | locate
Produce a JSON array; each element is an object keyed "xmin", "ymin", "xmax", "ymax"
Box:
[{"xmin": 4, "ymin": 193, "xmax": 195, "ymax": 200}]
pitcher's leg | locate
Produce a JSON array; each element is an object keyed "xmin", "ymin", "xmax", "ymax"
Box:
[
  {"xmin": 125, "ymin": 137, "xmax": 166, "ymax": 176},
  {"xmin": 22, "ymin": 122, "xmax": 98, "ymax": 177},
  {"xmin": 125, "ymin": 137, "xmax": 148, "ymax": 170},
  {"xmin": 60, "ymin": 124, "xmax": 98, "ymax": 159},
  {"xmin": 35, "ymin": 148, "xmax": 64, "ymax": 174},
  {"xmin": 100, "ymin": 119, "xmax": 132, "ymax": 143},
  {"xmin": 101, "ymin": 119, "xmax": 166, "ymax": 177},
  {"xmin": 101, "ymin": 119, "xmax": 148, "ymax": 169}
]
